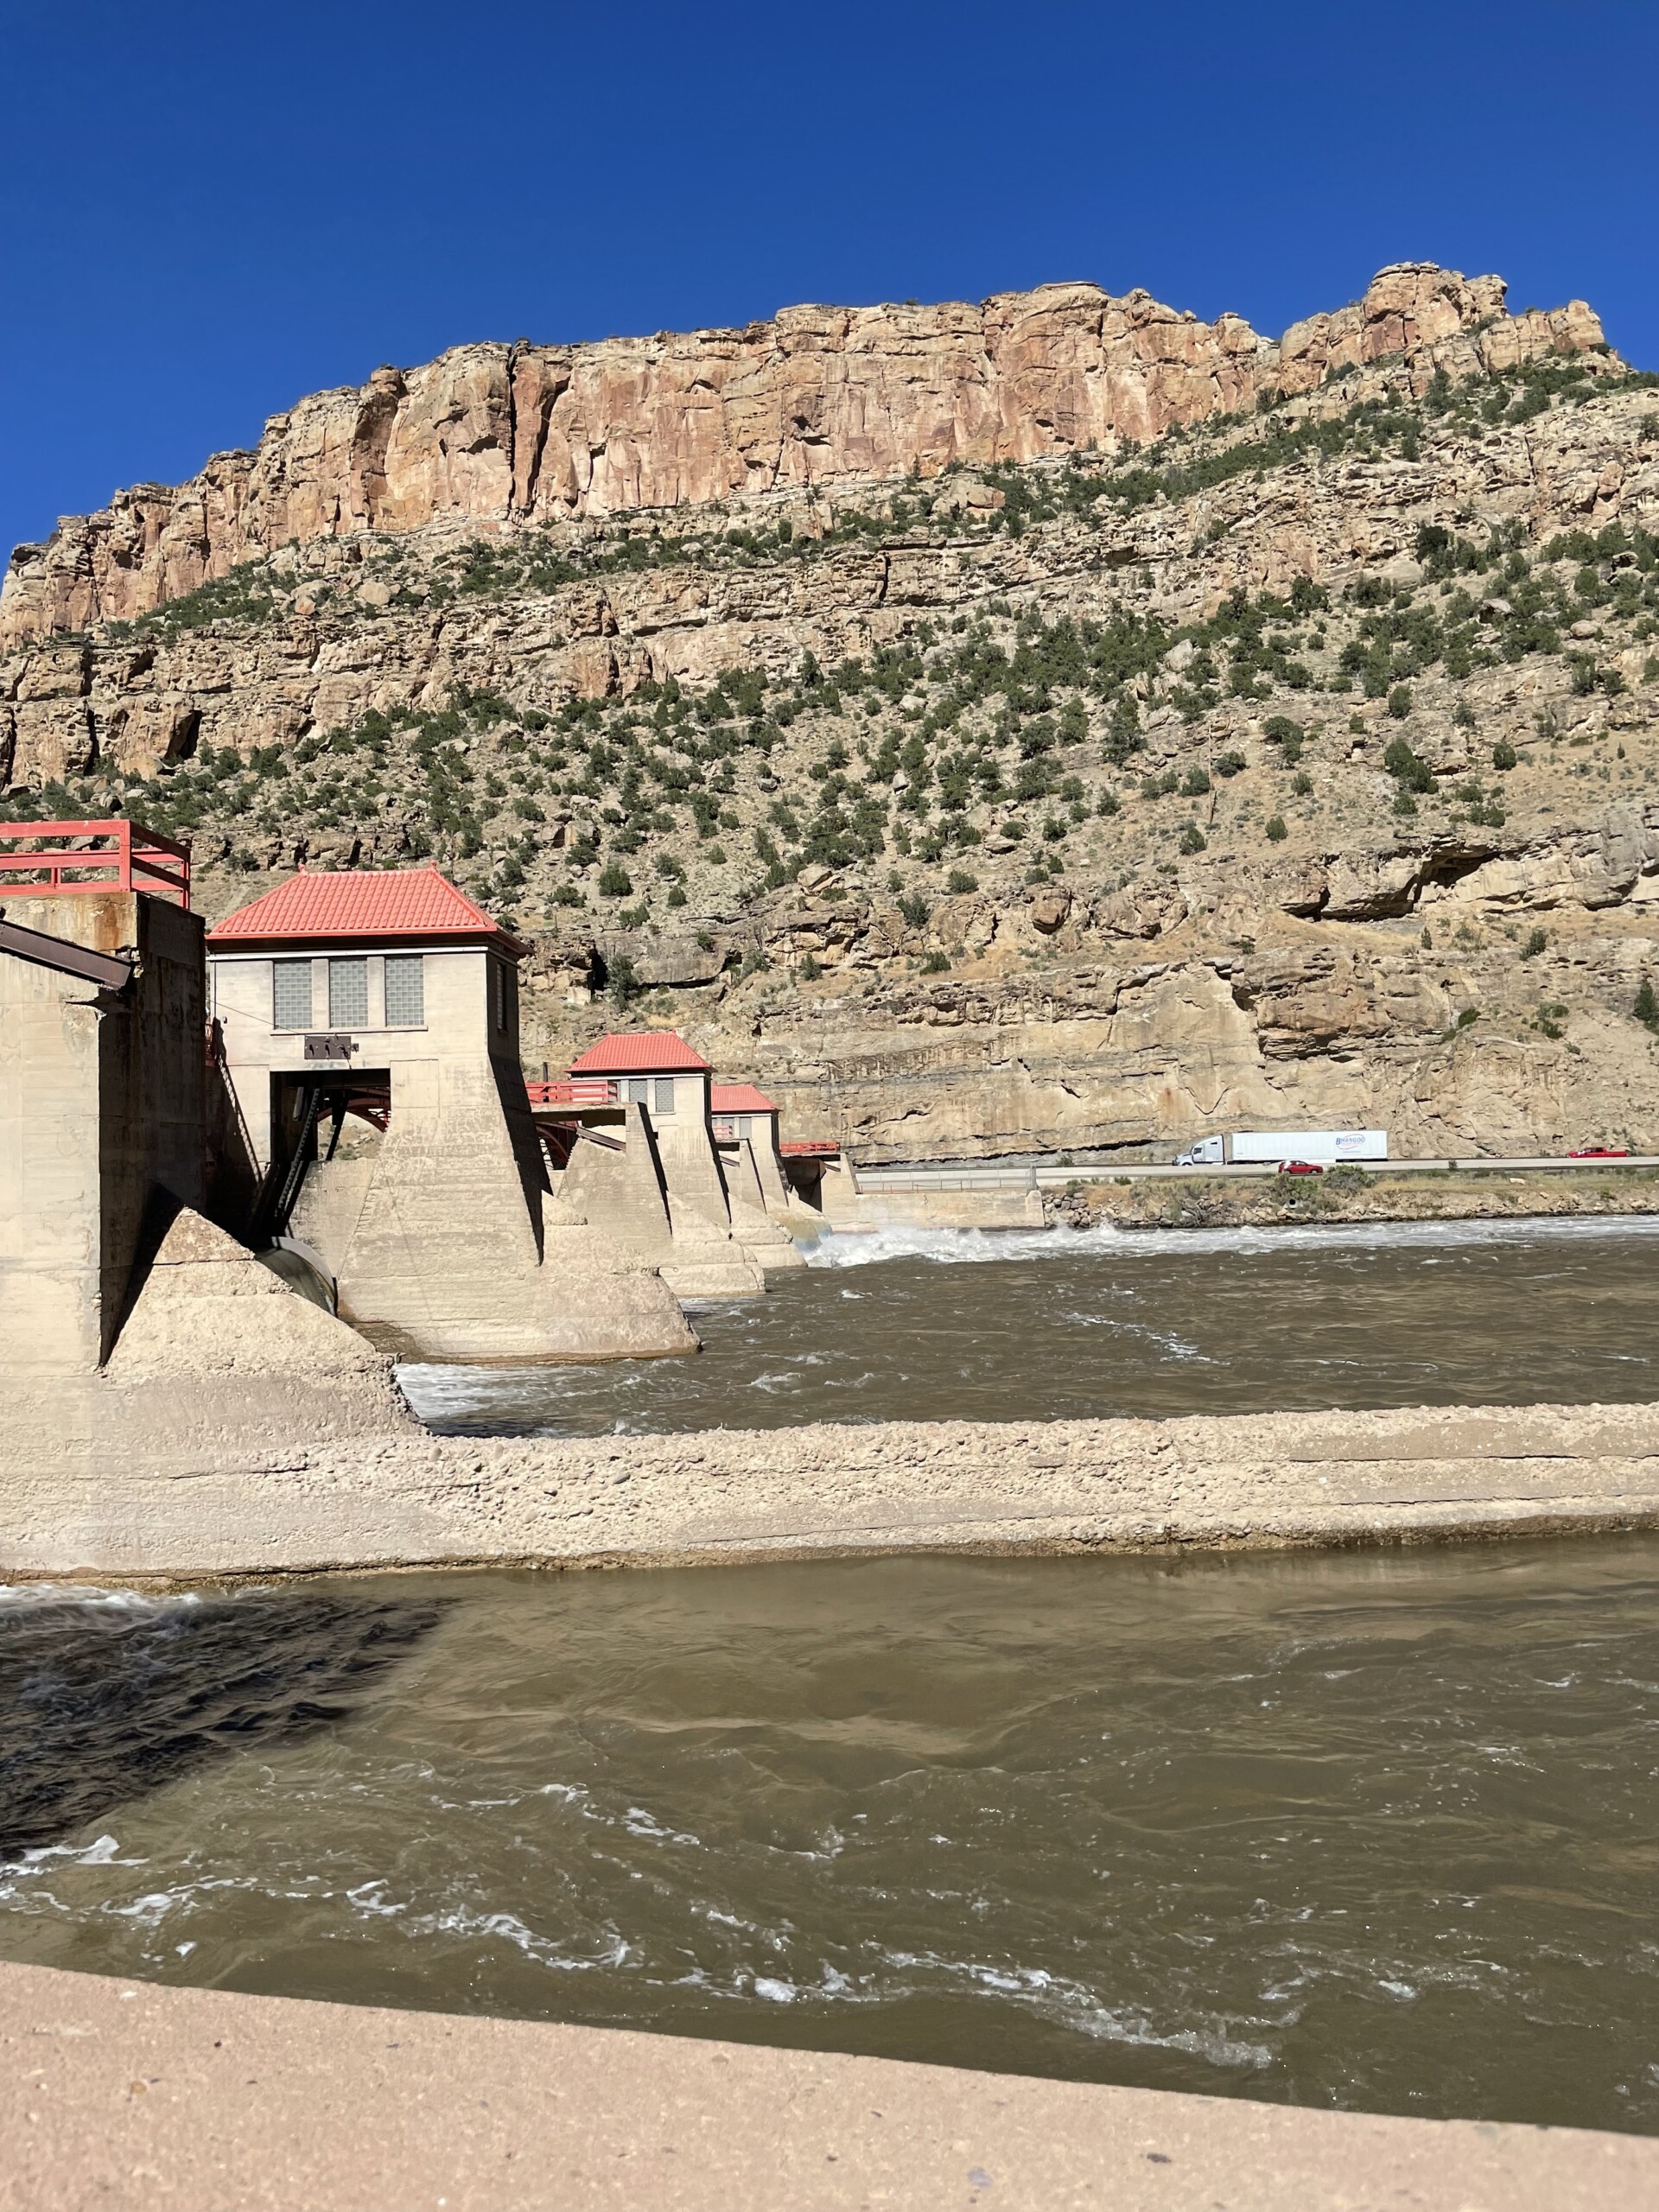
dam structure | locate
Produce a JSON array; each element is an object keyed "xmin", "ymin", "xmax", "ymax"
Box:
[
  {"xmin": 4, "ymin": 815, "xmax": 1659, "ymax": 1577},
  {"xmin": 0, "ymin": 822, "xmax": 207, "ymax": 1377},
  {"xmin": 541, "ymin": 1028, "xmax": 805, "ymax": 1297},
  {"xmin": 205, "ymin": 863, "xmax": 694, "ymax": 1361},
  {"xmin": 0, "ymin": 822, "xmax": 701, "ymax": 1509},
  {"xmin": 0, "ymin": 819, "xmax": 412, "ymax": 1488}
]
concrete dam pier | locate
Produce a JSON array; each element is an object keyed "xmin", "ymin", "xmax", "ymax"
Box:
[{"xmin": 202, "ymin": 863, "xmax": 697, "ymax": 1362}]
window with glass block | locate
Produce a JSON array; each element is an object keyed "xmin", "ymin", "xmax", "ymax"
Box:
[
  {"xmin": 272, "ymin": 960, "xmax": 314, "ymax": 1030},
  {"xmin": 327, "ymin": 957, "xmax": 368, "ymax": 1028},
  {"xmin": 384, "ymin": 954, "xmax": 424, "ymax": 1027}
]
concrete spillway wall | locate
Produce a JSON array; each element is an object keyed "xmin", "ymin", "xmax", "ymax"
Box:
[
  {"xmin": 3, "ymin": 1958, "xmax": 1651, "ymax": 2212},
  {"xmin": 2, "ymin": 1401, "xmax": 1656, "ymax": 1583}
]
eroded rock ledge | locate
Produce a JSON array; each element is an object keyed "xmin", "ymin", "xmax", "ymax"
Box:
[{"xmin": 5, "ymin": 1401, "xmax": 1656, "ymax": 1581}]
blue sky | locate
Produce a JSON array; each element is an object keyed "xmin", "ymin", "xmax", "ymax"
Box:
[{"xmin": 3, "ymin": 1, "xmax": 1653, "ymax": 559}]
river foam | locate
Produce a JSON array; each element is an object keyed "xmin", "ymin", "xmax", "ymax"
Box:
[{"xmin": 804, "ymin": 1211, "xmax": 1659, "ymax": 1268}]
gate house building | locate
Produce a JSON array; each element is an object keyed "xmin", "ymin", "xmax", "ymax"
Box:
[
  {"xmin": 563, "ymin": 1029, "xmax": 714, "ymax": 1122},
  {"xmin": 199, "ymin": 863, "xmax": 695, "ymax": 1363},
  {"xmin": 206, "ymin": 863, "xmax": 528, "ymax": 1187},
  {"xmin": 710, "ymin": 1083, "xmax": 779, "ymax": 1150}
]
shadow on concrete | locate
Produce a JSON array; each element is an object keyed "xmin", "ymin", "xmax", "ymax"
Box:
[{"xmin": 0, "ymin": 1586, "xmax": 442, "ymax": 1858}]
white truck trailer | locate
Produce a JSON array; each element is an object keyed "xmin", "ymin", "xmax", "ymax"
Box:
[{"xmin": 1175, "ymin": 1130, "xmax": 1389, "ymax": 1166}]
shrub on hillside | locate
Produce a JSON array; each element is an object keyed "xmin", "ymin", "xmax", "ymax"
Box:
[
  {"xmin": 1383, "ymin": 736, "xmax": 1433, "ymax": 792},
  {"xmin": 1263, "ymin": 715, "xmax": 1304, "ymax": 766}
]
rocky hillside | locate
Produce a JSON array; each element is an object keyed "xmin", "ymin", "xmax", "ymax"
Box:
[{"xmin": 3, "ymin": 263, "xmax": 1658, "ymax": 1162}]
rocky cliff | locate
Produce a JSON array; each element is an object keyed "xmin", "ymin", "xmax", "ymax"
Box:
[
  {"xmin": 1, "ymin": 265, "xmax": 1610, "ymax": 649},
  {"xmin": 3, "ymin": 263, "xmax": 1656, "ymax": 1166}
]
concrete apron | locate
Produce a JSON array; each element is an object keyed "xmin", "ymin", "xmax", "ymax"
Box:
[
  {"xmin": 3, "ymin": 1402, "xmax": 1657, "ymax": 1582},
  {"xmin": 2, "ymin": 1961, "xmax": 1651, "ymax": 2212}
]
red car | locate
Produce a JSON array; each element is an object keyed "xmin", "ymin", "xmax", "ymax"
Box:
[
  {"xmin": 1278, "ymin": 1160, "xmax": 1325, "ymax": 1175},
  {"xmin": 1568, "ymin": 1147, "xmax": 1628, "ymax": 1159}
]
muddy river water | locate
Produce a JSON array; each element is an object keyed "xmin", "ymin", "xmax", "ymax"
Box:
[
  {"xmin": 3, "ymin": 1542, "xmax": 1657, "ymax": 2133},
  {"xmin": 401, "ymin": 1215, "xmax": 1659, "ymax": 1433},
  {"xmin": 3, "ymin": 1219, "xmax": 1657, "ymax": 2133}
]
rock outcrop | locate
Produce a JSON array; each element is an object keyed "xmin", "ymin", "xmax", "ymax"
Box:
[{"xmin": 1, "ymin": 264, "xmax": 1611, "ymax": 649}]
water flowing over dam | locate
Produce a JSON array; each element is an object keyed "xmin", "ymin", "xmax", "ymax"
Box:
[{"xmin": 400, "ymin": 1216, "xmax": 1659, "ymax": 1436}]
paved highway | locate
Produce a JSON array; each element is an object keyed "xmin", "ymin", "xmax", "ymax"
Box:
[{"xmin": 855, "ymin": 1155, "xmax": 1659, "ymax": 1192}]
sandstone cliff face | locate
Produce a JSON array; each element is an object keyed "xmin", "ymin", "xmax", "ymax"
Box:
[
  {"xmin": 1, "ymin": 265, "xmax": 1610, "ymax": 649},
  {"xmin": 4, "ymin": 374, "xmax": 1649, "ymax": 791},
  {"xmin": 3, "ymin": 265, "xmax": 1655, "ymax": 1168},
  {"xmin": 721, "ymin": 915, "xmax": 1659, "ymax": 1167}
]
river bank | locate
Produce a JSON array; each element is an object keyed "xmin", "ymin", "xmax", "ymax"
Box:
[{"xmin": 1044, "ymin": 1165, "xmax": 1659, "ymax": 1232}]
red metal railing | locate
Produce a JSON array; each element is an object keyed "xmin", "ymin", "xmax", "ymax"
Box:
[
  {"xmin": 525, "ymin": 1077, "xmax": 619, "ymax": 1108},
  {"xmin": 0, "ymin": 819, "xmax": 192, "ymax": 908},
  {"xmin": 779, "ymin": 1139, "xmax": 840, "ymax": 1158}
]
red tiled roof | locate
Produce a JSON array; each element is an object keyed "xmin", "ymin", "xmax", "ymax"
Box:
[
  {"xmin": 568, "ymin": 1030, "xmax": 711, "ymax": 1075},
  {"xmin": 710, "ymin": 1084, "xmax": 777, "ymax": 1115},
  {"xmin": 207, "ymin": 866, "xmax": 517, "ymax": 947}
]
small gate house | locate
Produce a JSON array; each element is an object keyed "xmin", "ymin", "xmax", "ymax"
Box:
[{"xmin": 206, "ymin": 861, "xmax": 531, "ymax": 1205}]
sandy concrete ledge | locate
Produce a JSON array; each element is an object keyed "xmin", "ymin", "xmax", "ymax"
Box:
[
  {"xmin": 3, "ymin": 1401, "xmax": 1659, "ymax": 1580},
  {"xmin": 2, "ymin": 1961, "xmax": 1653, "ymax": 2212}
]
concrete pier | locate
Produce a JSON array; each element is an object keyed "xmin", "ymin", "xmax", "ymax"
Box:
[
  {"xmin": 207, "ymin": 869, "xmax": 696, "ymax": 1363},
  {"xmin": 545, "ymin": 1033, "xmax": 804, "ymax": 1297},
  {"xmin": 1, "ymin": 878, "xmax": 429, "ymax": 1476}
]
